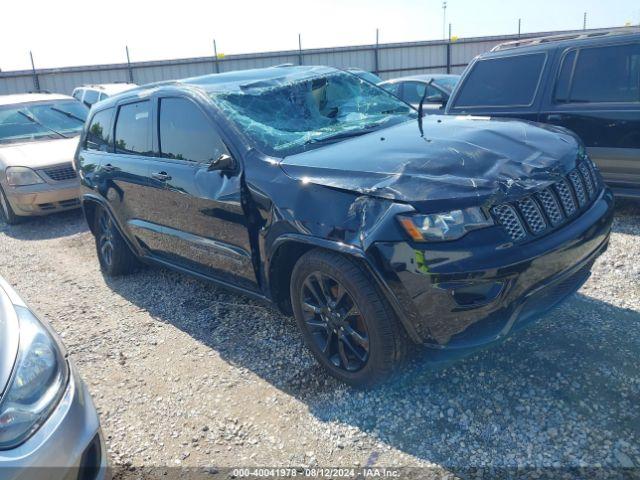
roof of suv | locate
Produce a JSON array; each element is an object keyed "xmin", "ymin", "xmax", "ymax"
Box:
[
  {"xmin": 96, "ymin": 66, "xmax": 341, "ymax": 108},
  {"xmin": 0, "ymin": 93, "xmax": 72, "ymax": 107},
  {"xmin": 490, "ymin": 27, "xmax": 640, "ymax": 54}
]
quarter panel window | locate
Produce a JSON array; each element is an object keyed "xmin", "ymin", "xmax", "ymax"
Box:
[
  {"xmin": 569, "ymin": 43, "xmax": 640, "ymax": 103},
  {"xmin": 115, "ymin": 101, "xmax": 151, "ymax": 155},
  {"xmin": 86, "ymin": 108, "xmax": 114, "ymax": 151},
  {"xmin": 454, "ymin": 53, "xmax": 546, "ymax": 107},
  {"xmin": 159, "ymin": 97, "xmax": 226, "ymax": 163}
]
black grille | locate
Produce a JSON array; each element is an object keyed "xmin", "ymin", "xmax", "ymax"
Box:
[
  {"xmin": 491, "ymin": 160, "xmax": 602, "ymax": 243},
  {"xmin": 492, "ymin": 204, "xmax": 526, "ymax": 241},
  {"xmin": 41, "ymin": 163, "xmax": 77, "ymax": 181}
]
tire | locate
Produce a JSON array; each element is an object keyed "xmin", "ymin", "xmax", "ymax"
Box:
[
  {"xmin": 290, "ymin": 249, "xmax": 407, "ymax": 387},
  {"xmin": 93, "ymin": 206, "xmax": 139, "ymax": 276},
  {"xmin": 0, "ymin": 186, "xmax": 22, "ymax": 225}
]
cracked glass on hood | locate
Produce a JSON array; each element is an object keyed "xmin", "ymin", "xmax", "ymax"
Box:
[{"xmin": 209, "ymin": 68, "xmax": 416, "ymax": 157}]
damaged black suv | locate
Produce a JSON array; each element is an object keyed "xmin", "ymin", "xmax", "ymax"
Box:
[{"xmin": 76, "ymin": 66, "xmax": 614, "ymax": 386}]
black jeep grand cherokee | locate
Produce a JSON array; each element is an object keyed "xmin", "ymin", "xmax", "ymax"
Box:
[{"xmin": 75, "ymin": 66, "xmax": 614, "ymax": 386}]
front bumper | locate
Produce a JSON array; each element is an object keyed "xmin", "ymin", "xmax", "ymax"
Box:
[
  {"xmin": 0, "ymin": 363, "xmax": 107, "ymax": 480},
  {"xmin": 3, "ymin": 180, "xmax": 80, "ymax": 217},
  {"xmin": 371, "ymin": 188, "xmax": 615, "ymax": 348}
]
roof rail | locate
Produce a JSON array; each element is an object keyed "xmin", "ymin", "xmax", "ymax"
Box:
[{"xmin": 491, "ymin": 27, "xmax": 638, "ymax": 52}]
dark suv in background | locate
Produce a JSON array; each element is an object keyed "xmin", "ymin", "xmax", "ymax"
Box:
[
  {"xmin": 76, "ymin": 66, "xmax": 613, "ymax": 386},
  {"xmin": 446, "ymin": 28, "xmax": 640, "ymax": 198}
]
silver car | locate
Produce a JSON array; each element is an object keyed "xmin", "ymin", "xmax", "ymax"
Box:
[
  {"xmin": 0, "ymin": 93, "xmax": 88, "ymax": 224},
  {"xmin": 0, "ymin": 276, "xmax": 107, "ymax": 479}
]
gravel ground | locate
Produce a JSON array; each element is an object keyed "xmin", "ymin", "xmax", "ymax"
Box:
[{"xmin": 0, "ymin": 201, "xmax": 639, "ymax": 478}]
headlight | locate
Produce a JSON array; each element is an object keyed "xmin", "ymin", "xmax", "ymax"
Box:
[
  {"xmin": 397, "ymin": 207, "xmax": 494, "ymax": 242},
  {"xmin": 0, "ymin": 306, "xmax": 69, "ymax": 450},
  {"xmin": 5, "ymin": 167, "xmax": 45, "ymax": 186}
]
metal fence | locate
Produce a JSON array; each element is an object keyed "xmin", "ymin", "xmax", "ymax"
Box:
[{"xmin": 0, "ymin": 28, "xmax": 595, "ymax": 95}]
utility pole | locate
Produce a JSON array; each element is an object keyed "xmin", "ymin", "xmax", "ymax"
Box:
[
  {"xmin": 298, "ymin": 34, "xmax": 303, "ymax": 65},
  {"xmin": 583, "ymin": 12, "xmax": 587, "ymax": 30},
  {"xmin": 125, "ymin": 46, "xmax": 134, "ymax": 83},
  {"xmin": 442, "ymin": 1, "xmax": 447, "ymax": 40},
  {"xmin": 518, "ymin": 18, "xmax": 522, "ymax": 37},
  {"xmin": 213, "ymin": 39, "xmax": 220, "ymax": 73},
  {"xmin": 374, "ymin": 28, "xmax": 380, "ymax": 75},
  {"xmin": 29, "ymin": 51, "xmax": 40, "ymax": 92}
]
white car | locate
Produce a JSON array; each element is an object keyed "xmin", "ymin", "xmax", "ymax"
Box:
[
  {"xmin": 0, "ymin": 93, "xmax": 88, "ymax": 224},
  {"xmin": 72, "ymin": 83, "xmax": 137, "ymax": 108}
]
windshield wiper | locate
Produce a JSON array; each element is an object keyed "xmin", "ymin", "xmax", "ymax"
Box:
[
  {"xmin": 17, "ymin": 110, "xmax": 67, "ymax": 139},
  {"xmin": 50, "ymin": 107, "xmax": 85, "ymax": 123},
  {"xmin": 305, "ymin": 124, "xmax": 381, "ymax": 145}
]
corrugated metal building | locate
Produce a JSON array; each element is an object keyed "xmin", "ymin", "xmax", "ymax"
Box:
[{"xmin": 0, "ymin": 28, "xmax": 589, "ymax": 95}]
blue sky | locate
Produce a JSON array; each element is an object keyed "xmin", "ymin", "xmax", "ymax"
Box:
[{"xmin": 1, "ymin": 0, "xmax": 639, "ymax": 71}]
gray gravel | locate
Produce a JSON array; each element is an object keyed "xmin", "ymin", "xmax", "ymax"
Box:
[{"xmin": 0, "ymin": 201, "xmax": 639, "ymax": 478}]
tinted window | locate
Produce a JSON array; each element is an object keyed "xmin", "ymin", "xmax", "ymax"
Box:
[
  {"xmin": 73, "ymin": 89, "xmax": 84, "ymax": 101},
  {"xmin": 115, "ymin": 101, "xmax": 151, "ymax": 155},
  {"xmin": 159, "ymin": 98, "xmax": 226, "ymax": 163},
  {"xmin": 454, "ymin": 53, "xmax": 546, "ymax": 107},
  {"xmin": 569, "ymin": 43, "xmax": 640, "ymax": 103},
  {"xmin": 99, "ymin": 93, "xmax": 109, "ymax": 101},
  {"xmin": 86, "ymin": 108, "xmax": 114, "ymax": 151},
  {"xmin": 84, "ymin": 90, "xmax": 100, "ymax": 106},
  {"xmin": 554, "ymin": 50, "xmax": 577, "ymax": 102}
]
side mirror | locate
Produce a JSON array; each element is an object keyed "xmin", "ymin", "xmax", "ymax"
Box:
[{"xmin": 208, "ymin": 153, "xmax": 236, "ymax": 172}]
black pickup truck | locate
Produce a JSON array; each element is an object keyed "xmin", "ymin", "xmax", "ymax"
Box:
[{"xmin": 446, "ymin": 28, "xmax": 640, "ymax": 198}]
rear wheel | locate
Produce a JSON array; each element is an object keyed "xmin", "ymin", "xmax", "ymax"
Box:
[
  {"xmin": 94, "ymin": 206, "xmax": 139, "ymax": 276},
  {"xmin": 290, "ymin": 249, "xmax": 407, "ymax": 387},
  {"xmin": 0, "ymin": 186, "xmax": 22, "ymax": 225}
]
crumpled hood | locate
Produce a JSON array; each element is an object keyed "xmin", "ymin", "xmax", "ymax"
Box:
[
  {"xmin": 279, "ymin": 115, "xmax": 581, "ymax": 209},
  {"xmin": 0, "ymin": 137, "xmax": 80, "ymax": 169}
]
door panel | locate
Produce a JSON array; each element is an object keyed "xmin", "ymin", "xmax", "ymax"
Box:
[
  {"xmin": 540, "ymin": 109, "xmax": 640, "ymax": 185},
  {"xmin": 143, "ymin": 159, "xmax": 257, "ymax": 290}
]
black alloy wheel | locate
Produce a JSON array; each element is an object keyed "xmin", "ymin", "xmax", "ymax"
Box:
[
  {"xmin": 300, "ymin": 271, "xmax": 370, "ymax": 372},
  {"xmin": 97, "ymin": 209, "xmax": 115, "ymax": 268}
]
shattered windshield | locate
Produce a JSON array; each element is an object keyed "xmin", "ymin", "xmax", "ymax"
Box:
[
  {"xmin": 0, "ymin": 100, "xmax": 89, "ymax": 144},
  {"xmin": 210, "ymin": 70, "xmax": 416, "ymax": 156}
]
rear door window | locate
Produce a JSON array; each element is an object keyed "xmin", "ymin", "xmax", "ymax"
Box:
[
  {"xmin": 158, "ymin": 97, "xmax": 226, "ymax": 163},
  {"xmin": 86, "ymin": 108, "xmax": 114, "ymax": 152},
  {"xmin": 453, "ymin": 53, "xmax": 546, "ymax": 107},
  {"xmin": 564, "ymin": 43, "xmax": 640, "ymax": 103},
  {"xmin": 114, "ymin": 101, "xmax": 151, "ymax": 155}
]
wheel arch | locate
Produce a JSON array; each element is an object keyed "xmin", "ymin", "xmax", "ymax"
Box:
[{"xmin": 266, "ymin": 234, "xmax": 421, "ymax": 343}]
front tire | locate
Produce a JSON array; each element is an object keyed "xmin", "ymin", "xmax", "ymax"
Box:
[
  {"xmin": 290, "ymin": 249, "xmax": 407, "ymax": 387},
  {"xmin": 0, "ymin": 186, "xmax": 22, "ymax": 225},
  {"xmin": 94, "ymin": 206, "xmax": 139, "ymax": 276}
]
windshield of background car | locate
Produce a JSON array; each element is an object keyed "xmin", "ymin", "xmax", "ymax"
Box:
[
  {"xmin": 434, "ymin": 76, "xmax": 459, "ymax": 93},
  {"xmin": 210, "ymin": 70, "xmax": 416, "ymax": 157},
  {"xmin": 0, "ymin": 100, "xmax": 89, "ymax": 144}
]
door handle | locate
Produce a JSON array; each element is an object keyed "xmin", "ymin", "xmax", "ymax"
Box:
[
  {"xmin": 546, "ymin": 114, "xmax": 563, "ymax": 122},
  {"xmin": 151, "ymin": 171, "xmax": 172, "ymax": 181}
]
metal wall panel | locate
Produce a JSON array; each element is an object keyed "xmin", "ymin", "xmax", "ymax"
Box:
[{"xmin": 0, "ymin": 28, "xmax": 592, "ymax": 96}]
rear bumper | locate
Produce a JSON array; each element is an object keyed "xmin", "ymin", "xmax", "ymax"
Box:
[
  {"xmin": 370, "ymin": 188, "xmax": 615, "ymax": 348},
  {"xmin": 0, "ymin": 364, "xmax": 107, "ymax": 480},
  {"xmin": 3, "ymin": 180, "xmax": 80, "ymax": 216}
]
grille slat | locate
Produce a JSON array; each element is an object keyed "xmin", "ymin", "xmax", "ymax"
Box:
[
  {"xmin": 492, "ymin": 160, "xmax": 601, "ymax": 243},
  {"xmin": 491, "ymin": 204, "xmax": 527, "ymax": 242},
  {"xmin": 536, "ymin": 188, "xmax": 565, "ymax": 227},
  {"xmin": 41, "ymin": 163, "xmax": 77, "ymax": 182},
  {"xmin": 555, "ymin": 180, "xmax": 577, "ymax": 217},
  {"xmin": 578, "ymin": 163, "xmax": 595, "ymax": 199},
  {"xmin": 516, "ymin": 197, "xmax": 547, "ymax": 234},
  {"xmin": 569, "ymin": 170, "xmax": 587, "ymax": 207}
]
